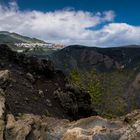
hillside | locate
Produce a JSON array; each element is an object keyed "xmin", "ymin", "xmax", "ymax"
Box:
[
  {"xmin": 48, "ymin": 45, "xmax": 140, "ymax": 117},
  {"xmin": 0, "ymin": 31, "xmax": 45, "ymax": 44},
  {"xmin": 50, "ymin": 45, "xmax": 140, "ymax": 72},
  {"xmin": 0, "ymin": 31, "xmax": 65, "ymax": 56}
]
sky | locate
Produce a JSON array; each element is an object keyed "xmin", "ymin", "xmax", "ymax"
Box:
[{"xmin": 0, "ymin": 0, "xmax": 140, "ymax": 47}]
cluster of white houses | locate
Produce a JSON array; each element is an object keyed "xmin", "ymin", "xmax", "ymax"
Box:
[
  {"xmin": 15, "ymin": 43, "xmax": 53, "ymax": 48},
  {"xmin": 14, "ymin": 43, "xmax": 65, "ymax": 50}
]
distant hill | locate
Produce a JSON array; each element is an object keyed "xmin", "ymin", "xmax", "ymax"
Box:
[
  {"xmin": 49, "ymin": 45, "xmax": 140, "ymax": 73},
  {"xmin": 0, "ymin": 31, "xmax": 54, "ymax": 53},
  {"xmin": 0, "ymin": 31, "xmax": 64, "ymax": 54},
  {"xmin": 0, "ymin": 31, "xmax": 46, "ymax": 44}
]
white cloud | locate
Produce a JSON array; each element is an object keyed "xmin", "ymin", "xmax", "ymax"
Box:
[
  {"xmin": 0, "ymin": 2, "xmax": 140, "ymax": 47},
  {"xmin": 92, "ymin": 23, "xmax": 140, "ymax": 47}
]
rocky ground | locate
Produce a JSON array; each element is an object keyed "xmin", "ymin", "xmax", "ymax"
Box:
[
  {"xmin": 0, "ymin": 44, "xmax": 96, "ymax": 120},
  {"xmin": 0, "ymin": 88, "xmax": 140, "ymax": 140},
  {"xmin": 0, "ymin": 44, "xmax": 140, "ymax": 140}
]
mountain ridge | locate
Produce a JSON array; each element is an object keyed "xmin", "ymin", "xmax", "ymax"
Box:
[
  {"xmin": 0, "ymin": 31, "xmax": 46, "ymax": 44},
  {"xmin": 49, "ymin": 44, "xmax": 140, "ymax": 72}
]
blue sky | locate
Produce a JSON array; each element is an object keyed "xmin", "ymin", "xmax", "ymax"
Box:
[{"xmin": 0, "ymin": 0, "xmax": 140, "ymax": 47}]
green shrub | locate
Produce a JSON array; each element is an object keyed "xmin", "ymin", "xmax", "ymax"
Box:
[{"xmin": 69, "ymin": 69, "xmax": 82, "ymax": 86}]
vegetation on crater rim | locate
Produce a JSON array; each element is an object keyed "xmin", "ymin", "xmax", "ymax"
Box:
[{"xmin": 69, "ymin": 68, "xmax": 136, "ymax": 118}]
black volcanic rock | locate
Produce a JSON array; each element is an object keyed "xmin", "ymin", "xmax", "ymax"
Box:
[
  {"xmin": 0, "ymin": 44, "xmax": 96, "ymax": 120},
  {"xmin": 54, "ymin": 84, "xmax": 97, "ymax": 119},
  {"xmin": 0, "ymin": 44, "xmax": 55, "ymax": 77}
]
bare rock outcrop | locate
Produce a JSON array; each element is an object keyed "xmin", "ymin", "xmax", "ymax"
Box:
[
  {"xmin": 62, "ymin": 111, "xmax": 140, "ymax": 140},
  {"xmin": 0, "ymin": 70, "xmax": 10, "ymax": 89},
  {"xmin": 5, "ymin": 114, "xmax": 36, "ymax": 140},
  {"xmin": 1, "ymin": 110, "xmax": 140, "ymax": 140},
  {"xmin": 0, "ymin": 70, "xmax": 11, "ymax": 140},
  {"xmin": 0, "ymin": 89, "xmax": 5, "ymax": 140}
]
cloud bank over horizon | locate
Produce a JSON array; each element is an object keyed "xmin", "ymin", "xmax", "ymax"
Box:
[{"xmin": 0, "ymin": 2, "xmax": 140, "ymax": 47}]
